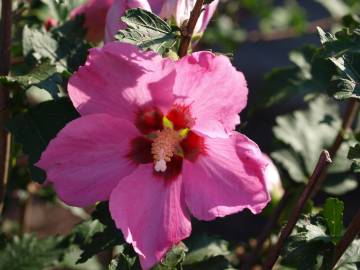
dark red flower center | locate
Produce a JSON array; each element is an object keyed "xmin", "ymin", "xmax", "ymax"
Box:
[{"xmin": 128, "ymin": 105, "xmax": 205, "ymax": 180}]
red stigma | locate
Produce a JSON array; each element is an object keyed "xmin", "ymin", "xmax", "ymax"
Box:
[
  {"xmin": 129, "ymin": 106, "xmax": 205, "ymax": 179},
  {"xmin": 135, "ymin": 107, "xmax": 163, "ymax": 134},
  {"xmin": 127, "ymin": 137, "xmax": 153, "ymax": 164},
  {"xmin": 167, "ymin": 105, "xmax": 195, "ymax": 130},
  {"xmin": 181, "ymin": 131, "xmax": 206, "ymax": 161}
]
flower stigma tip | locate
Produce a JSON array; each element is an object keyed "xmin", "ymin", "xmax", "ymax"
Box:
[
  {"xmin": 151, "ymin": 128, "xmax": 179, "ymax": 172},
  {"xmin": 151, "ymin": 117, "xmax": 190, "ymax": 172}
]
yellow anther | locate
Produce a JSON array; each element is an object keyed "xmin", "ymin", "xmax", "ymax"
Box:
[
  {"xmin": 179, "ymin": 128, "xmax": 190, "ymax": 138},
  {"xmin": 162, "ymin": 116, "xmax": 174, "ymax": 129}
]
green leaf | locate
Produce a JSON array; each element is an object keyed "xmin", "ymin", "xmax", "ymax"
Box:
[
  {"xmin": 322, "ymin": 198, "xmax": 344, "ymax": 244},
  {"xmin": 0, "ymin": 234, "xmax": 64, "ymax": 270},
  {"xmin": 281, "ymin": 215, "xmax": 332, "ymax": 270},
  {"xmin": 318, "ymin": 27, "xmax": 360, "ymax": 61},
  {"xmin": 322, "ymin": 175, "xmax": 358, "ymax": 195},
  {"xmin": 183, "ymin": 256, "xmax": 235, "ymax": 270},
  {"xmin": 153, "ymin": 242, "xmax": 188, "ymax": 269},
  {"xmin": 0, "ymin": 61, "xmax": 65, "ymax": 102},
  {"xmin": 61, "ymin": 215, "xmax": 128, "ymax": 269},
  {"xmin": 183, "ymin": 234, "xmax": 229, "ymax": 266},
  {"xmin": 52, "ymin": 16, "xmax": 90, "ymax": 71},
  {"xmin": 273, "ymin": 95, "xmax": 339, "ymax": 175},
  {"xmin": 348, "ymin": 144, "xmax": 360, "ymax": 172},
  {"xmin": 317, "ymin": 26, "xmax": 360, "ymax": 100},
  {"xmin": 23, "ymin": 26, "xmax": 62, "ymax": 68},
  {"xmin": 272, "ymin": 95, "xmax": 356, "ymax": 194},
  {"xmin": 109, "ymin": 251, "xmax": 140, "ymax": 270},
  {"xmin": 67, "ymin": 219, "xmax": 106, "ymax": 246},
  {"xmin": 256, "ymin": 45, "xmax": 335, "ymax": 109},
  {"xmin": 23, "ymin": 17, "xmax": 89, "ymax": 73},
  {"xmin": 342, "ymin": 14, "xmax": 360, "ymax": 30},
  {"xmin": 5, "ymin": 98, "xmax": 79, "ymax": 183},
  {"xmin": 334, "ymin": 239, "xmax": 360, "ymax": 270},
  {"xmin": 314, "ymin": 0, "xmax": 350, "ymax": 18},
  {"xmin": 271, "ymin": 149, "xmax": 307, "ymax": 183},
  {"xmin": 74, "ymin": 202, "xmax": 125, "ymax": 264},
  {"xmin": 180, "ymin": 234, "xmax": 233, "ymax": 270},
  {"xmin": 76, "ymin": 224, "xmax": 124, "ymax": 264},
  {"xmin": 115, "ymin": 8, "xmax": 179, "ymax": 55},
  {"xmin": 327, "ymin": 78, "xmax": 360, "ymax": 100},
  {"xmin": 41, "ymin": 0, "xmax": 85, "ymax": 22}
]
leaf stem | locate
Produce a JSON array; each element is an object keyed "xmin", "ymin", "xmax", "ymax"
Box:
[
  {"xmin": 0, "ymin": 0, "xmax": 12, "ymax": 214},
  {"xmin": 178, "ymin": 0, "xmax": 204, "ymax": 58},
  {"xmin": 240, "ymin": 189, "xmax": 292, "ymax": 270},
  {"xmin": 322, "ymin": 208, "xmax": 360, "ymax": 270},
  {"xmin": 263, "ymin": 151, "xmax": 332, "ymax": 270}
]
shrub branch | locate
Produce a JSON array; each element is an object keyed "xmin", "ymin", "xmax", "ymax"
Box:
[
  {"xmin": 178, "ymin": 0, "xmax": 204, "ymax": 57},
  {"xmin": 263, "ymin": 151, "xmax": 332, "ymax": 270},
  {"xmin": 0, "ymin": 0, "xmax": 12, "ymax": 214}
]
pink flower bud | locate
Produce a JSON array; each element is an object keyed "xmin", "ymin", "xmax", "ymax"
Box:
[{"xmin": 44, "ymin": 17, "xmax": 58, "ymax": 31}]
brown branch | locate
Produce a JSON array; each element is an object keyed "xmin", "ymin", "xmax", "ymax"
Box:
[
  {"xmin": 240, "ymin": 189, "xmax": 292, "ymax": 270},
  {"xmin": 10, "ymin": 56, "xmax": 24, "ymax": 65},
  {"xmin": 178, "ymin": 0, "xmax": 204, "ymax": 58},
  {"xmin": 0, "ymin": 0, "xmax": 12, "ymax": 215},
  {"xmin": 322, "ymin": 208, "xmax": 360, "ymax": 270},
  {"xmin": 263, "ymin": 151, "xmax": 332, "ymax": 270}
]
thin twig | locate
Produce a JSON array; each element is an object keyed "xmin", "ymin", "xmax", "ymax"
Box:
[
  {"xmin": 240, "ymin": 189, "xmax": 292, "ymax": 270},
  {"xmin": 10, "ymin": 56, "xmax": 24, "ymax": 65},
  {"xmin": 263, "ymin": 151, "xmax": 332, "ymax": 270},
  {"xmin": 313, "ymin": 98, "xmax": 359, "ymax": 196},
  {"xmin": 0, "ymin": 0, "xmax": 12, "ymax": 215},
  {"xmin": 178, "ymin": 0, "xmax": 204, "ymax": 58}
]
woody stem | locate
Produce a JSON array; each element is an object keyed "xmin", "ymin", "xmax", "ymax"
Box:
[
  {"xmin": 0, "ymin": 0, "xmax": 12, "ymax": 215},
  {"xmin": 178, "ymin": 0, "xmax": 204, "ymax": 58}
]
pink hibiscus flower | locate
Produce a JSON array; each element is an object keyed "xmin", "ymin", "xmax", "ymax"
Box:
[
  {"xmin": 105, "ymin": 0, "xmax": 219, "ymax": 42},
  {"xmin": 70, "ymin": 0, "xmax": 114, "ymax": 43},
  {"xmin": 36, "ymin": 43, "xmax": 270, "ymax": 269}
]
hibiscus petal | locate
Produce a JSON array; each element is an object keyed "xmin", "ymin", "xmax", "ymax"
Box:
[
  {"xmin": 173, "ymin": 51, "xmax": 248, "ymax": 138},
  {"xmin": 105, "ymin": 0, "xmax": 152, "ymax": 42},
  {"xmin": 36, "ymin": 114, "xmax": 139, "ymax": 207},
  {"xmin": 159, "ymin": 0, "xmax": 218, "ymax": 34},
  {"xmin": 147, "ymin": 69, "xmax": 176, "ymax": 112},
  {"xmin": 148, "ymin": 0, "xmax": 167, "ymax": 15},
  {"xmin": 195, "ymin": 0, "xmax": 219, "ymax": 33},
  {"xmin": 109, "ymin": 165, "xmax": 191, "ymax": 270},
  {"xmin": 68, "ymin": 43, "xmax": 174, "ymax": 121},
  {"xmin": 70, "ymin": 0, "xmax": 114, "ymax": 43},
  {"xmin": 183, "ymin": 132, "xmax": 270, "ymax": 220}
]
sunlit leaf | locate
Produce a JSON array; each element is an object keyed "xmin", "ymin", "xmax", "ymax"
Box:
[
  {"xmin": 115, "ymin": 8, "xmax": 179, "ymax": 55},
  {"xmin": 322, "ymin": 198, "xmax": 344, "ymax": 244}
]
